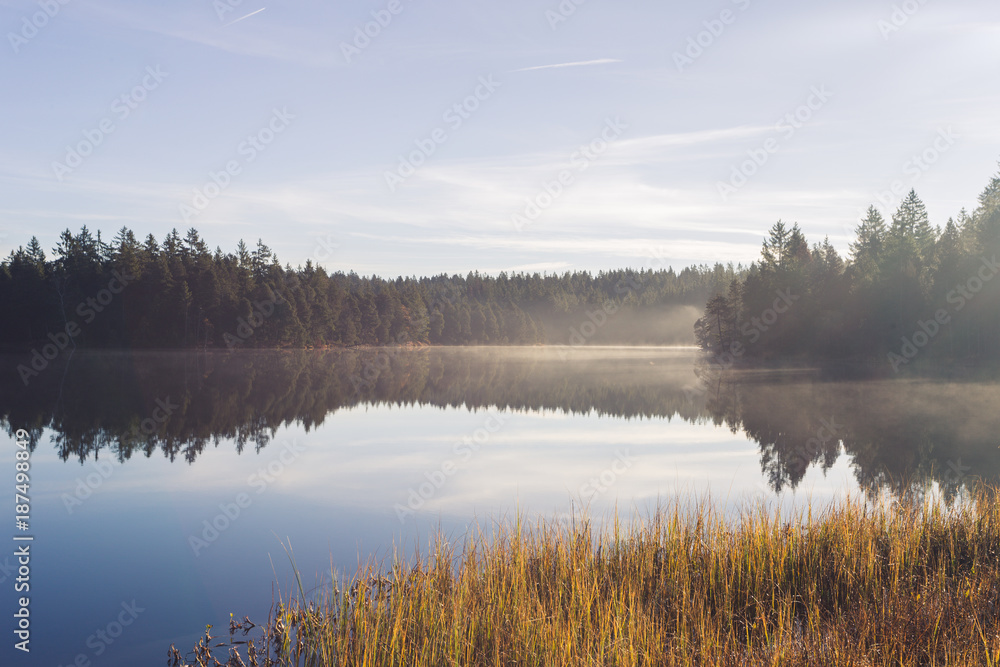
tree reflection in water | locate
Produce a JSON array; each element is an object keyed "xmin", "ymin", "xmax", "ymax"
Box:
[{"xmin": 2, "ymin": 348, "xmax": 996, "ymax": 502}]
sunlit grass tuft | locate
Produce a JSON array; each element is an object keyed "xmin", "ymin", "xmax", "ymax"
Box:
[{"xmin": 175, "ymin": 491, "xmax": 1000, "ymax": 666}]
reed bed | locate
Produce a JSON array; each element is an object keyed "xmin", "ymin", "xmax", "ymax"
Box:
[{"xmin": 175, "ymin": 492, "xmax": 1000, "ymax": 666}]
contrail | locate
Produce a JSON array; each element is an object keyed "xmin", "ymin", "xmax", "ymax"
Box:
[
  {"xmin": 512, "ymin": 58, "xmax": 622, "ymax": 73},
  {"xmin": 223, "ymin": 7, "xmax": 266, "ymax": 27}
]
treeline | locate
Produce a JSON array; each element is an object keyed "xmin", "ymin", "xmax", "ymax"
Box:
[
  {"xmin": 695, "ymin": 166, "xmax": 1000, "ymax": 368},
  {"xmin": 0, "ymin": 228, "xmax": 736, "ymax": 351}
]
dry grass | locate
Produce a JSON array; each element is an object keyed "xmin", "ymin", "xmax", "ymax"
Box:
[{"xmin": 175, "ymin": 492, "xmax": 1000, "ymax": 666}]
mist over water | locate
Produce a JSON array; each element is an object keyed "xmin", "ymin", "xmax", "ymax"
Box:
[
  {"xmin": 1, "ymin": 347, "xmax": 997, "ymax": 665},
  {"xmin": 3, "ymin": 346, "xmax": 995, "ymax": 498},
  {"xmin": 536, "ymin": 305, "xmax": 704, "ymax": 346}
]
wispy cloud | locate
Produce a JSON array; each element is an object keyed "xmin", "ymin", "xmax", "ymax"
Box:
[
  {"xmin": 346, "ymin": 232, "xmax": 759, "ymax": 262},
  {"xmin": 512, "ymin": 59, "xmax": 622, "ymax": 72},
  {"xmin": 507, "ymin": 261, "xmax": 572, "ymax": 273},
  {"xmin": 81, "ymin": 2, "xmax": 339, "ymax": 69}
]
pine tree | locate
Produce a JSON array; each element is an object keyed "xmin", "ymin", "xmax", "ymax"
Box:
[
  {"xmin": 850, "ymin": 206, "xmax": 887, "ymax": 289},
  {"xmin": 760, "ymin": 221, "xmax": 791, "ymax": 272}
]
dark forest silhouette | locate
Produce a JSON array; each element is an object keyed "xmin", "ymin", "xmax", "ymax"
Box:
[
  {"xmin": 0, "ymin": 227, "xmax": 735, "ymax": 354},
  {"xmin": 695, "ymin": 167, "xmax": 1000, "ymax": 369}
]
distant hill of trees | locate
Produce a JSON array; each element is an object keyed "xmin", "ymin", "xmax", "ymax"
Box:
[
  {"xmin": 696, "ymin": 166, "xmax": 1000, "ymax": 369},
  {"xmin": 0, "ymin": 227, "xmax": 737, "ymax": 351}
]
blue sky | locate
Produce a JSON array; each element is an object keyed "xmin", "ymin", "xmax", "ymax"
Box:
[{"xmin": 1, "ymin": 0, "xmax": 999, "ymax": 277}]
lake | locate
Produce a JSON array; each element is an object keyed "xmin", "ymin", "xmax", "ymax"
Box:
[{"xmin": 1, "ymin": 347, "xmax": 997, "ymax": 666}]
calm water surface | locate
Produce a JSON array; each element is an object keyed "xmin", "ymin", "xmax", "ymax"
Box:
[{"xmin": 1, "ymin": 347, "xmax": 997, "ymax": 665}]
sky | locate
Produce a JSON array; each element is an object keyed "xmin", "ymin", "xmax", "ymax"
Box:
[{"xmin": 1, "ymin": 0, "xmax": 999, "ymax": 278}]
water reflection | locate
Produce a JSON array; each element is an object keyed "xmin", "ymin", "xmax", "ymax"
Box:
[
  {"xmin": 698, "ymin": 366, "xmax": 1000, "ymax": 501},
  {"xmin": 2, "ymin": 347, "xmax": 997, "ymax": 500}
]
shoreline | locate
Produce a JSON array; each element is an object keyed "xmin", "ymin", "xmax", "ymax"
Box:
[{"xmin": 178, "ymin": 493, "xmax": 1000, "ymax": 666}]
